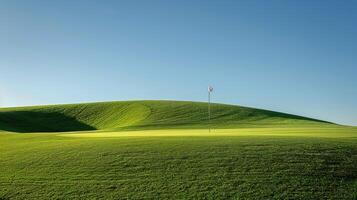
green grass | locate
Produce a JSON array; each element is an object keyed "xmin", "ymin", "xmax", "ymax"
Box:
[
  {"xmin": 0, "ymin": 101, "xmax": 356, "ymax": 199},
  {"xmin": 0, "ymin": 100, "xmax": 332, "ymax": 132}
]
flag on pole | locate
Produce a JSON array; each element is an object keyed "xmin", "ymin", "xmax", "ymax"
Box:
[
  {"xmin": 208, "ymin": 85, "xmax": 213, "ymax": 132},
  {"xmin": 208, "ymin": 85, "xmax": 213, "ymax": 93}
]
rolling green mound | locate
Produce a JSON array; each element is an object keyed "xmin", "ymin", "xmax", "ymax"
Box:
[
  {"xmin": 0, "ymin": 101, "xmax": 355, "ymax": 199},
  {"xmin": 0, "ymin": 100, "xmax": 332, "ymax": 132}
]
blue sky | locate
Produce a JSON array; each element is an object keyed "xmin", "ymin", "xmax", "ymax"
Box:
[{"xmin": 0, "ymin": 0, "xmax": 356, "ymax": 125}]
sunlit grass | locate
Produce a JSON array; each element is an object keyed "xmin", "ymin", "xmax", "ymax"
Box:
[
  {"xmin": 61, "ymin": 127, "xmax": 357, "ymax": 138},
  {"xmin": 1, "ymin": 127, "xmax": 356, "ymax": 199},
  {"xmin": 0, "ymin": 101, "xmax": 355, "ymax": 199}
]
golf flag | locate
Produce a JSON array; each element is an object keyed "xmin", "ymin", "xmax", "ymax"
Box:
[{"xmin": 208, "ymin": 85, "xmax": 213, "ymax": 93}]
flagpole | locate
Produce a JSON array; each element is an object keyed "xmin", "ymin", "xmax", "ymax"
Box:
[
  {"xmin": 208, "ymin": 89, "xmax": 211, "ymax": 132},
  {"xmin": 208, "ymin": 86, "xmax": 213, "ymax": 132}
]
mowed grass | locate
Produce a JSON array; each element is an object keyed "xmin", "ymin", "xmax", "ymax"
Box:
[
  {"xmin": 1, "ymin": 127, "xmax": 356, "ymax": 199},
  {"xmin": 0, "ymin": 101, "xmax": 355, "ymax": 199},
  {"xmin": 0, "ymin": 100, "xmax": 332, "ymax": 133}
]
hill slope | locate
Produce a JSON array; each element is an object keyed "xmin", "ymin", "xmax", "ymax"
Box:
[{"xmin": 0, "ymin": 100, "xmax": 332, "ymax": 132}]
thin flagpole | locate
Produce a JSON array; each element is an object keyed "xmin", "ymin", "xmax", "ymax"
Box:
[
  {"xmin": 208, "ymin": 85, "xmax": 213, "ymax": 132},
  {"xmin": 208, "ymin": 90, "xmax": 211, "ymax": 132}
]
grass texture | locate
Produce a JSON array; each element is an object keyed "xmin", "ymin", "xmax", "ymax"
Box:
[
  {"xmin": 0, "ymin": 101, "xmax": 355, "ymax": 199},
  {"xmin": 0, "ymin": 100, "xmax": 331, "ymax": 132}
]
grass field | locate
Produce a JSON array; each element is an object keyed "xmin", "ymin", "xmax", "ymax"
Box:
[{"xmin": 0, "ymin": 101, "xmax": 356, "ymax": 199}]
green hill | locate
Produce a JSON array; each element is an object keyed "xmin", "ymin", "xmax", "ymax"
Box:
[
  {"xmin": 0, "ymin": 100, "xmax": 332, "ymax": 132},
  {"xmin": 0, "ymin": 101, "xmax": 355, "ymax": 199}
]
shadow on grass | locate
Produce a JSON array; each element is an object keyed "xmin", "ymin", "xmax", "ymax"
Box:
[{"xmin": 0, "ymin": 111, "xmax": 95, "ymax": 133}]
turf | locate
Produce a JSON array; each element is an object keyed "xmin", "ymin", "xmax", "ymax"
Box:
[
  {"xmin": 0, "ymin": 101, "xmax": 356, "ymax": 199},
  {"xmin": 0, "ymin": 100, "xmax": 331, "ymax": 132}
]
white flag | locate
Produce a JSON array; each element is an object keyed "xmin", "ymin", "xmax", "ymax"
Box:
[{"xmin": 208, "ymin": 85, "xmax": 213, "ymax": 92}]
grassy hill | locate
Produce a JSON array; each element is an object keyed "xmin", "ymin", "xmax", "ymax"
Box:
[
  {"xmin": 1, "ymin": 100, "xmax": 355, "ymax": 199},
  {"xmin": 0, "ymin": 100, "xmax": 332, "ymax": 132}
]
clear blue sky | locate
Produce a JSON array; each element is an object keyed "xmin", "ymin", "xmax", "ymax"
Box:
[{"xmin": 1, "ymin": 0, "xmax": 356, "ymax": 125}]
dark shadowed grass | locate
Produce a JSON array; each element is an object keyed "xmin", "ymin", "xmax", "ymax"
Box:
[{"xmin": 0, "ymin": 111, "xmax": 95, "ymax": 132}]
